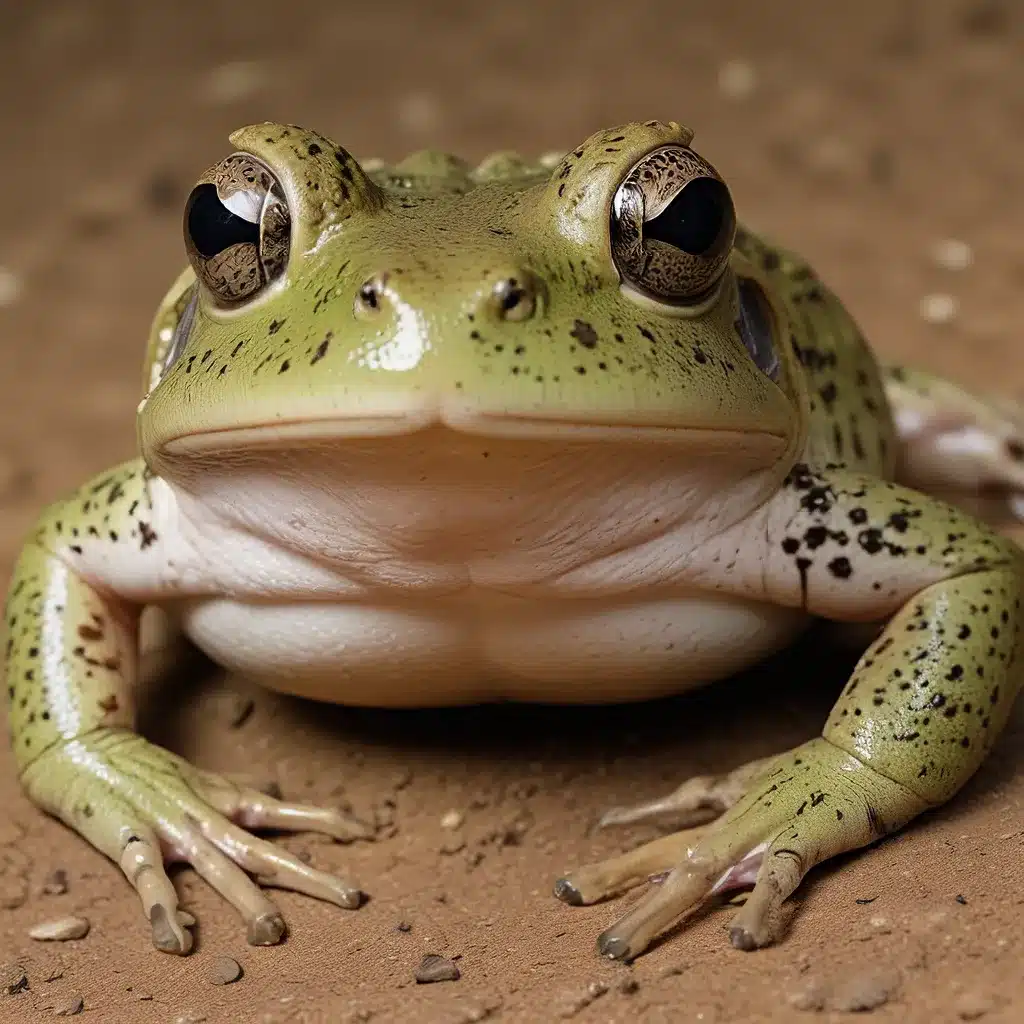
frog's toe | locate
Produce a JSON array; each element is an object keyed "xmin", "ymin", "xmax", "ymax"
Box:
[
  {"xmin": 187, "ymin": 768, "xmax": 376, "ymax": 843},
  {"xmin": 597, "ymin": 754, "xmax": 779, "ymax": 830},
  {"xmin": 555, "ymin": 828, "xmax": 707, "ymax": 905}
]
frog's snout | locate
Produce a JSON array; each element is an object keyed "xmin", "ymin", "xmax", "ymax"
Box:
[{"xmin": 353, "ymin": 266, "xmax": 544, "ymax": 327}]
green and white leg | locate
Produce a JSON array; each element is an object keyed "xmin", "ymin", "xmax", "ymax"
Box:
[{"xmin": 557, "ymin": 465, "xmax": 1024, "ymax": 959}]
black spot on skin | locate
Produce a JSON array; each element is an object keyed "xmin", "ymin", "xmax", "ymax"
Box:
[
  {"xmin": 570, "ymin": 320, "xmax": 598, "ymax": 349},
  {"xmin": 138, "ymin": 522, "xmax": 157, "ymax": 550},
  {"xmin": 849, "ymin": 508, "xmax": 868, "ymax": 525},
  {"xmin": 269, "ymin": 319, "xmax": 286, "ymax": 335},
  {"xmin": 818, "ymin": 381, "xmax": 838, "ymax": 409},
  {"xmin": 279, "ymin": 359, "xmax": 291, "ymax": 373},
  {"xmin": 828, "ymin": 556, "xmax": 853, "ymax": 579},
  {"xmin": 782, "ymin": 537, "xmax": 800, "ymax": 554},
  {"xmin": 307, "ymin": 143, "xmax": 322, "ymax": 156},
  {"xmin": 311, "ymin": 335, "xmax": 331, "ymax": 364}
]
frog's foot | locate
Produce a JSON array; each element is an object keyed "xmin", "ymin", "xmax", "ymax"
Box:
[
  {"xmin": 21, "ymin": 729, "xmax": 373, "ymax": 955},
  {"xmin": 556, "ymin": 737, "xmax": 927, "ymax": 961}
]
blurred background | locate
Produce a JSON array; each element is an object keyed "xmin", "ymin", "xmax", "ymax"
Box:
[{"xmin": 0, "ymin": 3, "xmax": 1021, "ymax": 1021}]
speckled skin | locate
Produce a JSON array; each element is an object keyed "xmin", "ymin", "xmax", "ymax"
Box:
[{"xmin": 4, "ymin": 120, "xmax": 1023, "ymax": 961}]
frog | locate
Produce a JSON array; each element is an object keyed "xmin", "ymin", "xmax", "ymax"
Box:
[{"xmin": 5, "ymin": 119, "xmax": 1024, "ymax": 963}]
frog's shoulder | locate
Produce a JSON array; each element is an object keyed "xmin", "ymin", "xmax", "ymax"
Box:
[
  {"xmin": 734, "ymin": 225, "xmax": 897, "ymax": 478},
  {"xmin": 361, "ymin": 148, "xmax": 560, "ymax": 196}
]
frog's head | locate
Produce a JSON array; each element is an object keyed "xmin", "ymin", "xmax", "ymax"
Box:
[{"xmin": 139, "ymin": 120, "xmax": 805, "ymax": 504}]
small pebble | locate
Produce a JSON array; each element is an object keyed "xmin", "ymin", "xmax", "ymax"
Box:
[
  {"xmin": 919, "ymin": 293, "xmax": 957, "ymax": 325},
  {"xmin": 415, "ymin": 953, "xmax": 461, "ymax": 984},
  {"xmin": 208, "ymin": 955, "xmax": 243, "ymax": 986},
  {"xmin": 396, "ymin": 920, "xmax": 412, "ymax": 933},
  {"xmin": 0, "ymin": 962, "xmax": 28, "ymax": 995},
  {"xmin": 42, "ymin": 869, "xmax": 68, "ymax": 896},
  {"xmin": 0, "ymin": 268, "xmax": 22, "ymax": 307},
  {"xmin": 955, "ymin": 990, "xmax": 995, "ymax": 1020},
  {"xmin": 618, "ymin": 977, "xmax": 640, "ymax": 995},
  {"xmin": 931, "ymin": 238, "xmax": 973, "ymax": 271},
  {"xmin": 29, "ymin": 916, "xmax": 90, "ymax": 942},
  {"xmin": 175, "ymin": 1015, "xmax": 208, "ymax": 1024},
  {"xmin": 956, "ymin": 894, "xmax": 968, "ymax": 905},
  {"xmin": 717, "ymin": 59, "xmax": 757, "ymax": 99},
  {"xmin": 869, "ymin": 915, "xmax": 892, "ymax": 934},
  {"xmin": 54, "ymin": 992, "xmax": 84, "ymax": 1016},
  {"xmin": 440, "ymin": 809, "xmax": 465, "ymax": 830}
]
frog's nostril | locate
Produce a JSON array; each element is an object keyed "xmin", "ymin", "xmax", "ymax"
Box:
[
  {"xmin": 354, "ymin": 274, "xmax": 388, "ymax": 318},
  {"xmin": 490, "ymin": 274, "xmax": 541, "ymax": 323}
]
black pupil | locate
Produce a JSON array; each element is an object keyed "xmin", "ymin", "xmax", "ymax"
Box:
[
  {"xmin": 187, "ymin": 184, "xmax": 260, "ymax": 259},
  {"xmin": 644, "ymin": 177, "xmax": 730, "ymax": 256}
]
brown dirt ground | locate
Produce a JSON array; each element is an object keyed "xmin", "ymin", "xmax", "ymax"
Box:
[{"xmin": 1, "ymin": 1, "xmax": 1023, "ymax": 1022}]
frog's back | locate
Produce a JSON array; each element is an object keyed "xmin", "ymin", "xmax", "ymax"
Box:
[{"xmin": 734, "ymin": 228, "xmax": 898, "ymax": 480}]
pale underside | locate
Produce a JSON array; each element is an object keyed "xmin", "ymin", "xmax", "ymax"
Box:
[{"xmin": 124, "ymin": 428, "xmax": 807, "ymax": 706}]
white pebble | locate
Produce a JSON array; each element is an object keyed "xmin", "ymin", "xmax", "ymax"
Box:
[
  {"xmin": 717, "ymin": 60, "xmax": 757, "ymax": 99},
  {"xmin": 0, "ymin": 268, "xmax": 22, "ymax": 307},
  {"xmin": 919, "ymin": 293, "xmax": 958, "ymax": 325},
  {"xmin": 931, "ymin": 238, "xmax": 973, "ymax": 271},
  {"xmin": 29, "ymin": 915, "xmax": 89, "ymax": 941},
  {"xmin": 440, "ymin": 809, "xmax": 464, "ymax": 830}
]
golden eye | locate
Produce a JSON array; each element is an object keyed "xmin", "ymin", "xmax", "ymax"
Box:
[
  {"xmin": 610, "ymin": 145, "xmax": 735, "ymax": 304},
  {"xmin": 183, "ymin": 153, "xmax": 291, "ymax": 307}
]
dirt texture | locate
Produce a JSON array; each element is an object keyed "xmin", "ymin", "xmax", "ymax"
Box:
[{"xmin": 1, "ymin": 1, "xmax": 1023, "ymax": 1022}]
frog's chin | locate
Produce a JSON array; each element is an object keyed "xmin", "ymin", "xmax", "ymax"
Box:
[{"xmin": 156, "ymin": 411, "xmax": 789, "ymax": 463}]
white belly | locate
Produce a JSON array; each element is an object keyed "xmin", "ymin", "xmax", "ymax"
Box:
[
  {"xmin": 134, "ymin": 429, "xmax": 805, "ymax": 706},
  {"xmin": 180, "ymin": 591, "xmax": 806, "ymax": 706}
]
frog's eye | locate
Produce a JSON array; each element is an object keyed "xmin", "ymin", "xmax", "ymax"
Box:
[
  {"xmin": 610, "ymin": 146, "xmax": 735, "ymax": 304},
  {"xmin": 183, "ymin": 153, "xmax": 291, "ymax": 307}
]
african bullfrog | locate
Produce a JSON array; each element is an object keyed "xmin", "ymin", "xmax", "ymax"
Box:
[{"xmin": 5, "ymin": 120, "xmax": 1023, "ymax": 961}]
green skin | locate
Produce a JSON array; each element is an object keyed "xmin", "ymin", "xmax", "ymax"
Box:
[{"xmin": 4, "ymin": 119, "xmax": 1022, "ymax": 961}]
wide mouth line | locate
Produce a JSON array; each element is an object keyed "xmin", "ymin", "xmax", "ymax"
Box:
[{"xmin": 157, "ymin": 413, "xmax": 787, "ymax": 456}]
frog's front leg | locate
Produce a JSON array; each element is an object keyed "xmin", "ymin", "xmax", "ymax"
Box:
[
  {"xmin": 556, "ymin": 463, "xmax": 1022, "ymax": 959},
  {"xmin": 5, "ymin": 462, "xmax": 371, "ymax": 955}
]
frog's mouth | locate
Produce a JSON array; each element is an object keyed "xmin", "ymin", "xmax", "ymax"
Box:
[{"xmin": 158, "ymin": 406, "xmax": 790, "ymax": 461}]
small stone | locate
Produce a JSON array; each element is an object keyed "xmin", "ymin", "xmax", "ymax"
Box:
[
  {"xmin": 396, "ymin": 920, "xmax": 412, "ymax": 933},
  {"xmin": 717, "ymin": 59, "xmax": 757, "ymax": 99},
  {"xmin": 931, "ymin": 238, "xmax": 973, "ymax": 271},
  {"xmin": 0, "ymin": 963, "xmax": 28, "ymax": 995},
  {"xmin": 414, "ymin": 954, "xmax": 460, "ymax": 984},
  {"xmin": 618, "ymin": 977, "xmax": 640, "ymax": 995},
  {"xmin": 208, "ymin": 955, "xmax": 243, "ymax": 986},
  {"xmin": 955, "ymin": 991, "xmax": 995, "ymax": 1019},
  {"xmin": 42, "ymin": 869, "xmax": 68, "ymax": 895},
  {"xmin": 831, "ymin": 970, "xmax": 899, "ymax": 1012},
  {"xmin": 175, "ymin": 1015, "xmax": 208, "ymax": 1024},
  {"xmin": 439, "ymin": 835, "xmax": 466, "ymax": 855},
  {"xmin": 919, "ymin": 293, "xmax": 957, "ymax": 325},
  {"xmin": 0, "ymin": 268, "xmax": 22, "ymax": 307},
  {"xmin": 869, "ymin": 915, "xmax": 892, "ymax": 934},
  {"xmin": 29, "ymin": 916, "xmax": 89, "ymax": 942},
  {"xmin": 440, "ymin": 809, "xmax": 465, "ymax": 830},
  {"xmin": 956, "ymin": 893, "xmax": 968, "ymax": 905},
  {"xmin": 54, "ymin": 992, "xmax": 84, "ymax": 1016}
]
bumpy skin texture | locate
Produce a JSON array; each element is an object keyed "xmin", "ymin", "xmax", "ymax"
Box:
[{"xmin": 4, "ymin": 120, "xmax": 1023, "ymax": 960}]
